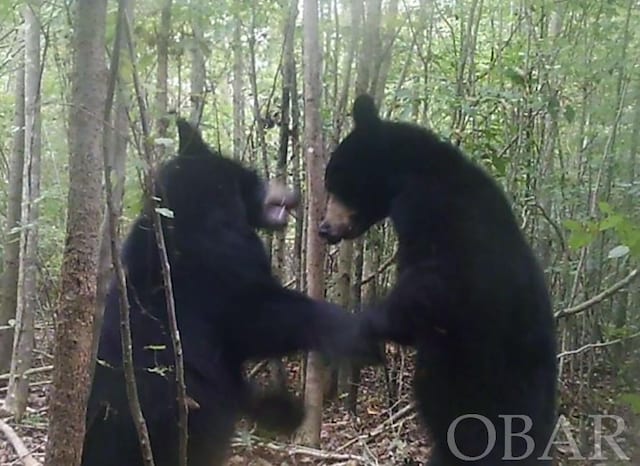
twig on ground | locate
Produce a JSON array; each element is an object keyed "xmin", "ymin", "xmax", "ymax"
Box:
[
  {"xmin": 0, "ymin": 366, "xmax": 52, "ymax": 382},
  {"xmin": 0, "ymin": 379, "xmax": 50, "ymax": 394},
  {"xmin": 247, "ymin": 360, "xmax": 269, "ymax": 379},
  {"xmin": 336, "ymin": 402, "xmax": 416, "ymax": 452},
  {"xmin": 0, "ymin": 419, "xmax": 41, "ymax": 466},
  {"xmin": 231, "ymin": 434, "xmax": 370, "ymax": 463}
]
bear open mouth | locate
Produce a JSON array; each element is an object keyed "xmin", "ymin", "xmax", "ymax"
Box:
[{"xmin": 263, "ymin": 181, "xmax": 299, "ymax": 228}]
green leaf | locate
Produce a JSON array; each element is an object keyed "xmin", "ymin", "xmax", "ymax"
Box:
[
  {"xmin": 504, "ymin": 67, "xmax": 526, "ymax": 87},
  {"xmin": 599, "ymin": 214, "xmax": 623, "ymax": 231},
  {"xmin": 564, "ymin": 105, "xmax": 575, "ymax": 123},
  {"xmin": 620, "ymin": 393, "xmax": 640, "ymax": 415},
  {"xmin": 598, "ymin": 202, "xmax": 613, "ymax": 214},
  {"xmin": 564, "ymin": 219, "xmax": 583, "ymax": 231},
  {"xmin": 607, "ymin": 245, "xmax": 630, "ymax": 259},
  {"xmin": 568, "ymin": 231, "xmax": 593, "ymax": 250}
]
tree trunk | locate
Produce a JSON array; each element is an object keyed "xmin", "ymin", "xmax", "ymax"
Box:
[
  {"xmin": 189, "ymin": 12, "xmax": 206, "ymax": 124},
  {"xmin": 155, "ymin": 0, "xmax": 172, "ymax": 157},
  {"xmin": 44, "ymin": 0, "xmax": 107, "ymax": 463},
  {"xmin": 297, "ymin": 0, "xmax": 326, "ymax": 447},
  {"xmin": 3, "ymin": 1, "xmax": 41, "ymax": 421},
  {"xmin": 93, "ymin": 0, "xmax": 132, "ymax": 372},
  {"xmin": 0, "ymin": 51, "xmax": 25, "ymax": 375},
  {"xmin": 232, "ymin": 2, "xmax": 245, "ymax": 161}
]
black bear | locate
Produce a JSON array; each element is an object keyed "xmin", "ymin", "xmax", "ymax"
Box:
[
  {"xmin": 319, "ymin": 95, "xmax": 558, "ymax": 465},
  {"xmin": 82, "ymin": 119, "xmax": 356, "ymax": 466}
]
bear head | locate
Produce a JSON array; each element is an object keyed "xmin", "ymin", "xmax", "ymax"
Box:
[
  {"xmin": 319, "ymin": 94, "xmax": 400, "ymax": 244},
  {"xmin": 158, "ymin": 119, "xmax": 299, "ymax": 232}
]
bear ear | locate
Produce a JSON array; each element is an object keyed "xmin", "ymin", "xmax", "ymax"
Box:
[
  {"xmin": 176, "ymin": 118, "xmax": 208, "ymax": 156},
  {"xmin": 352, "ymin": 94, "xmax": 380, "ymax": 129}
]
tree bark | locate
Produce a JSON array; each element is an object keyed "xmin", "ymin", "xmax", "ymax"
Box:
[
  {"xmin": 189, "ymin": 11, "xmax": 205, "ymax": 124},
  {"xmin": 297, "ymin": 0, "xmax": 326, "ymax": 447},
  {"xmin": 155, "ymin": 0, "xmax": 172, "ymax": 157},
  {"xmin": 232, "ymin": 2, "xmax": 245, "ymax": 161},
  {"xmin": 93, "ymin": 0, "xmax": 132, "ymax": 372},
  {"xmin": 0, "ymin": 49, "xmax": 25, "ymax": 375},
  {"xmin": 44, "ymin": 0, "xmax": 107, "ymax": 463},
  {"xmin": 3, "ymin": 1, "xmax": 41, "ymax": 421}
]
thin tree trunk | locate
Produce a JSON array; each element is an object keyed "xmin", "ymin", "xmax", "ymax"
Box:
[
  {"xmin": 297, "ymin": 0, "xmax": 326, "ymax": 447},
  {"xmin": 189, "ymin": 12, "xmax": 205, "ymax": 124},
  {"xmin": 248, "ymin": 6, "xmax": 269, "ymax": 178},
  {"xmin": 274, "ymin": 1, "xmax": 296, "ymax": 280},
  {"xmin": 0, "ymin": 53, "xmax": 25, "ymax": 375},
  {"xmin": 232, "ymin": 3, "xmax": 245, "ymax": 161},
  {"xmin": 155, "ymin": 0, "xmax": 171, "ymax": 156},
  {"xmin": 93, "ymin": 0, "xmax": 132, "ymax": 372},
  {"xmin": 44, "ymin": 0, "xmax": 107, "ymax": 462},
  {"xmin": 3, "ymin": 1, "xmax": 41, "ymax": 421},
  {"xmin": 537, "ymin": 7, "xmax": 562, "ymax": 272},
  {"xmin": 289, "ymin": 14, "xmax": 303, "ymax": 291}
]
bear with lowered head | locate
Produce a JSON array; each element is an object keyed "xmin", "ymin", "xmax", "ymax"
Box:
[
  {"xmin": 82, "ymin": 119, "xmax": 357, "ymax": 466},
  {"xmin": 319, "ymin": 95, "xmax": 557, "ymax": 465}
]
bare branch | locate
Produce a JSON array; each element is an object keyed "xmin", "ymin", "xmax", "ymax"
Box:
[
  {"xmin": 337, "ymin": 402, "xmax": 416, "ymax": 452},
  {"xmin": 555, "ymin": 269, "xmax": 639, "ymax": 319},
  {"xmin": 0, "ymin": 365, "xmax": 52, "ymax": 382},
  {"xmin": 231, "ymin": 434, "xmax": 370, "ymax": 463},
  {"xmin": 557, "ymin": 331, "xmax": 640, "ymax": 360},
  {"xmin": 0, "ymin": 419, "xmax": 41, "ymax": 466}
]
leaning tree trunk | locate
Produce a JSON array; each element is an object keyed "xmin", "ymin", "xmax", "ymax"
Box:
[
  {"xmin": 44, "ymin": 0, "xmax": 107, "ymax": 464},
  {"xmin": 297, "ymin": 0, "xmax": 326, "ymax": 447},
  {"xmin": 0, "ymin": 51, "xmax": 25, "ymax": 375},
  {"xmin": 3, "ymin": 1, "xmax": 41, "ymax": 421},
  {"xmin": 93, "ymin": 0, "xmax": 132, "ymax": 370}
]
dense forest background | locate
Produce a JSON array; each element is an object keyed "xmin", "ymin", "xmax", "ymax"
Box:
[{"xmin": 0, "ymin": 0, "xmax": 639, "ymax": 464}]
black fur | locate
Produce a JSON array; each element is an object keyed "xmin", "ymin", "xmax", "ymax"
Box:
[
  {"xmin": 321, "ymin": 95, "xmax": 558, "ymax": 465},
  {"xmin": 82, "ymin": 120, "xmax": 356, "ymax": 466}
]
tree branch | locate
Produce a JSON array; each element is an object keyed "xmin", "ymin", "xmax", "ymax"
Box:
[
  {"xmin": 231, "ymin": 434, "xmax": 369, "ymax": 463},
  {"xmin": 0, "ymin": 419, "xmax": 41, "ymax": 466},
  {"xmin": 556, "ymin": 331, "xmax": 640, "ymax": 360},
  {"xmin": 336, "ymin": 401, "xmax": 416, "ymax": 452},
  {"xmin": 555, "ymin": 269, "xmax": 638, "ymax": 319}
]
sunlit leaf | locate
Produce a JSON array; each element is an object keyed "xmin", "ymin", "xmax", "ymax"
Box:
[
  {"xmin": 155, "ymin": 207, "xmax": 174, "ymax": 219},
  {"xmin": 607, "ymin": 245, "xmax": 630, "ymax": 259}
]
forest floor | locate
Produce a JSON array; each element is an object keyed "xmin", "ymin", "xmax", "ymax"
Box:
[{"xmin": 0, "ymin": 352, "xmax": 638, "ymax": 465}]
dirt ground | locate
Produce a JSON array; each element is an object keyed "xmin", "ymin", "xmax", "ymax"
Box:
[{"xmin": 1, "ymin": 355, "xmax": 638, "ymax": 465}]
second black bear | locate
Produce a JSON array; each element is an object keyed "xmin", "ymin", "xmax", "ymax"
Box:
[
  {"xmin": 319, "ymin": 95, "xmax": 557, "ymax": 465},
  {"xmin": 82, "ymin": 120, "xmax": 356, "ymax": 466}
]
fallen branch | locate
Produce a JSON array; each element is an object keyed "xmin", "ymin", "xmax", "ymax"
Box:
[
  {"xmin": 247, "ymin": 360, "xmax": 269, "ymax": 378},
  {"xmin": 231, "ymin": 433, "xmax": 369, "ymax": 463},
  {"xmin": 556, "ymin": 331, "xmax": 640, "ymax": 360},
  {"xmin": 0, "ymin": 380, "xmax": 50, "ymax": 394},
  {"xmin": 0, "ymin": 365, "xmax": 53, "ymax": 382},
  {"xmin": 337, "ymin": 402, "xmax": 416, "ymax": 452},
  {"xmin": 0, "ymin": 419, "xmax": 41, "ymax": 466},
  {"xmin": 554, "ymin": 269, "xmax": 638, "ymax": 320}
]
